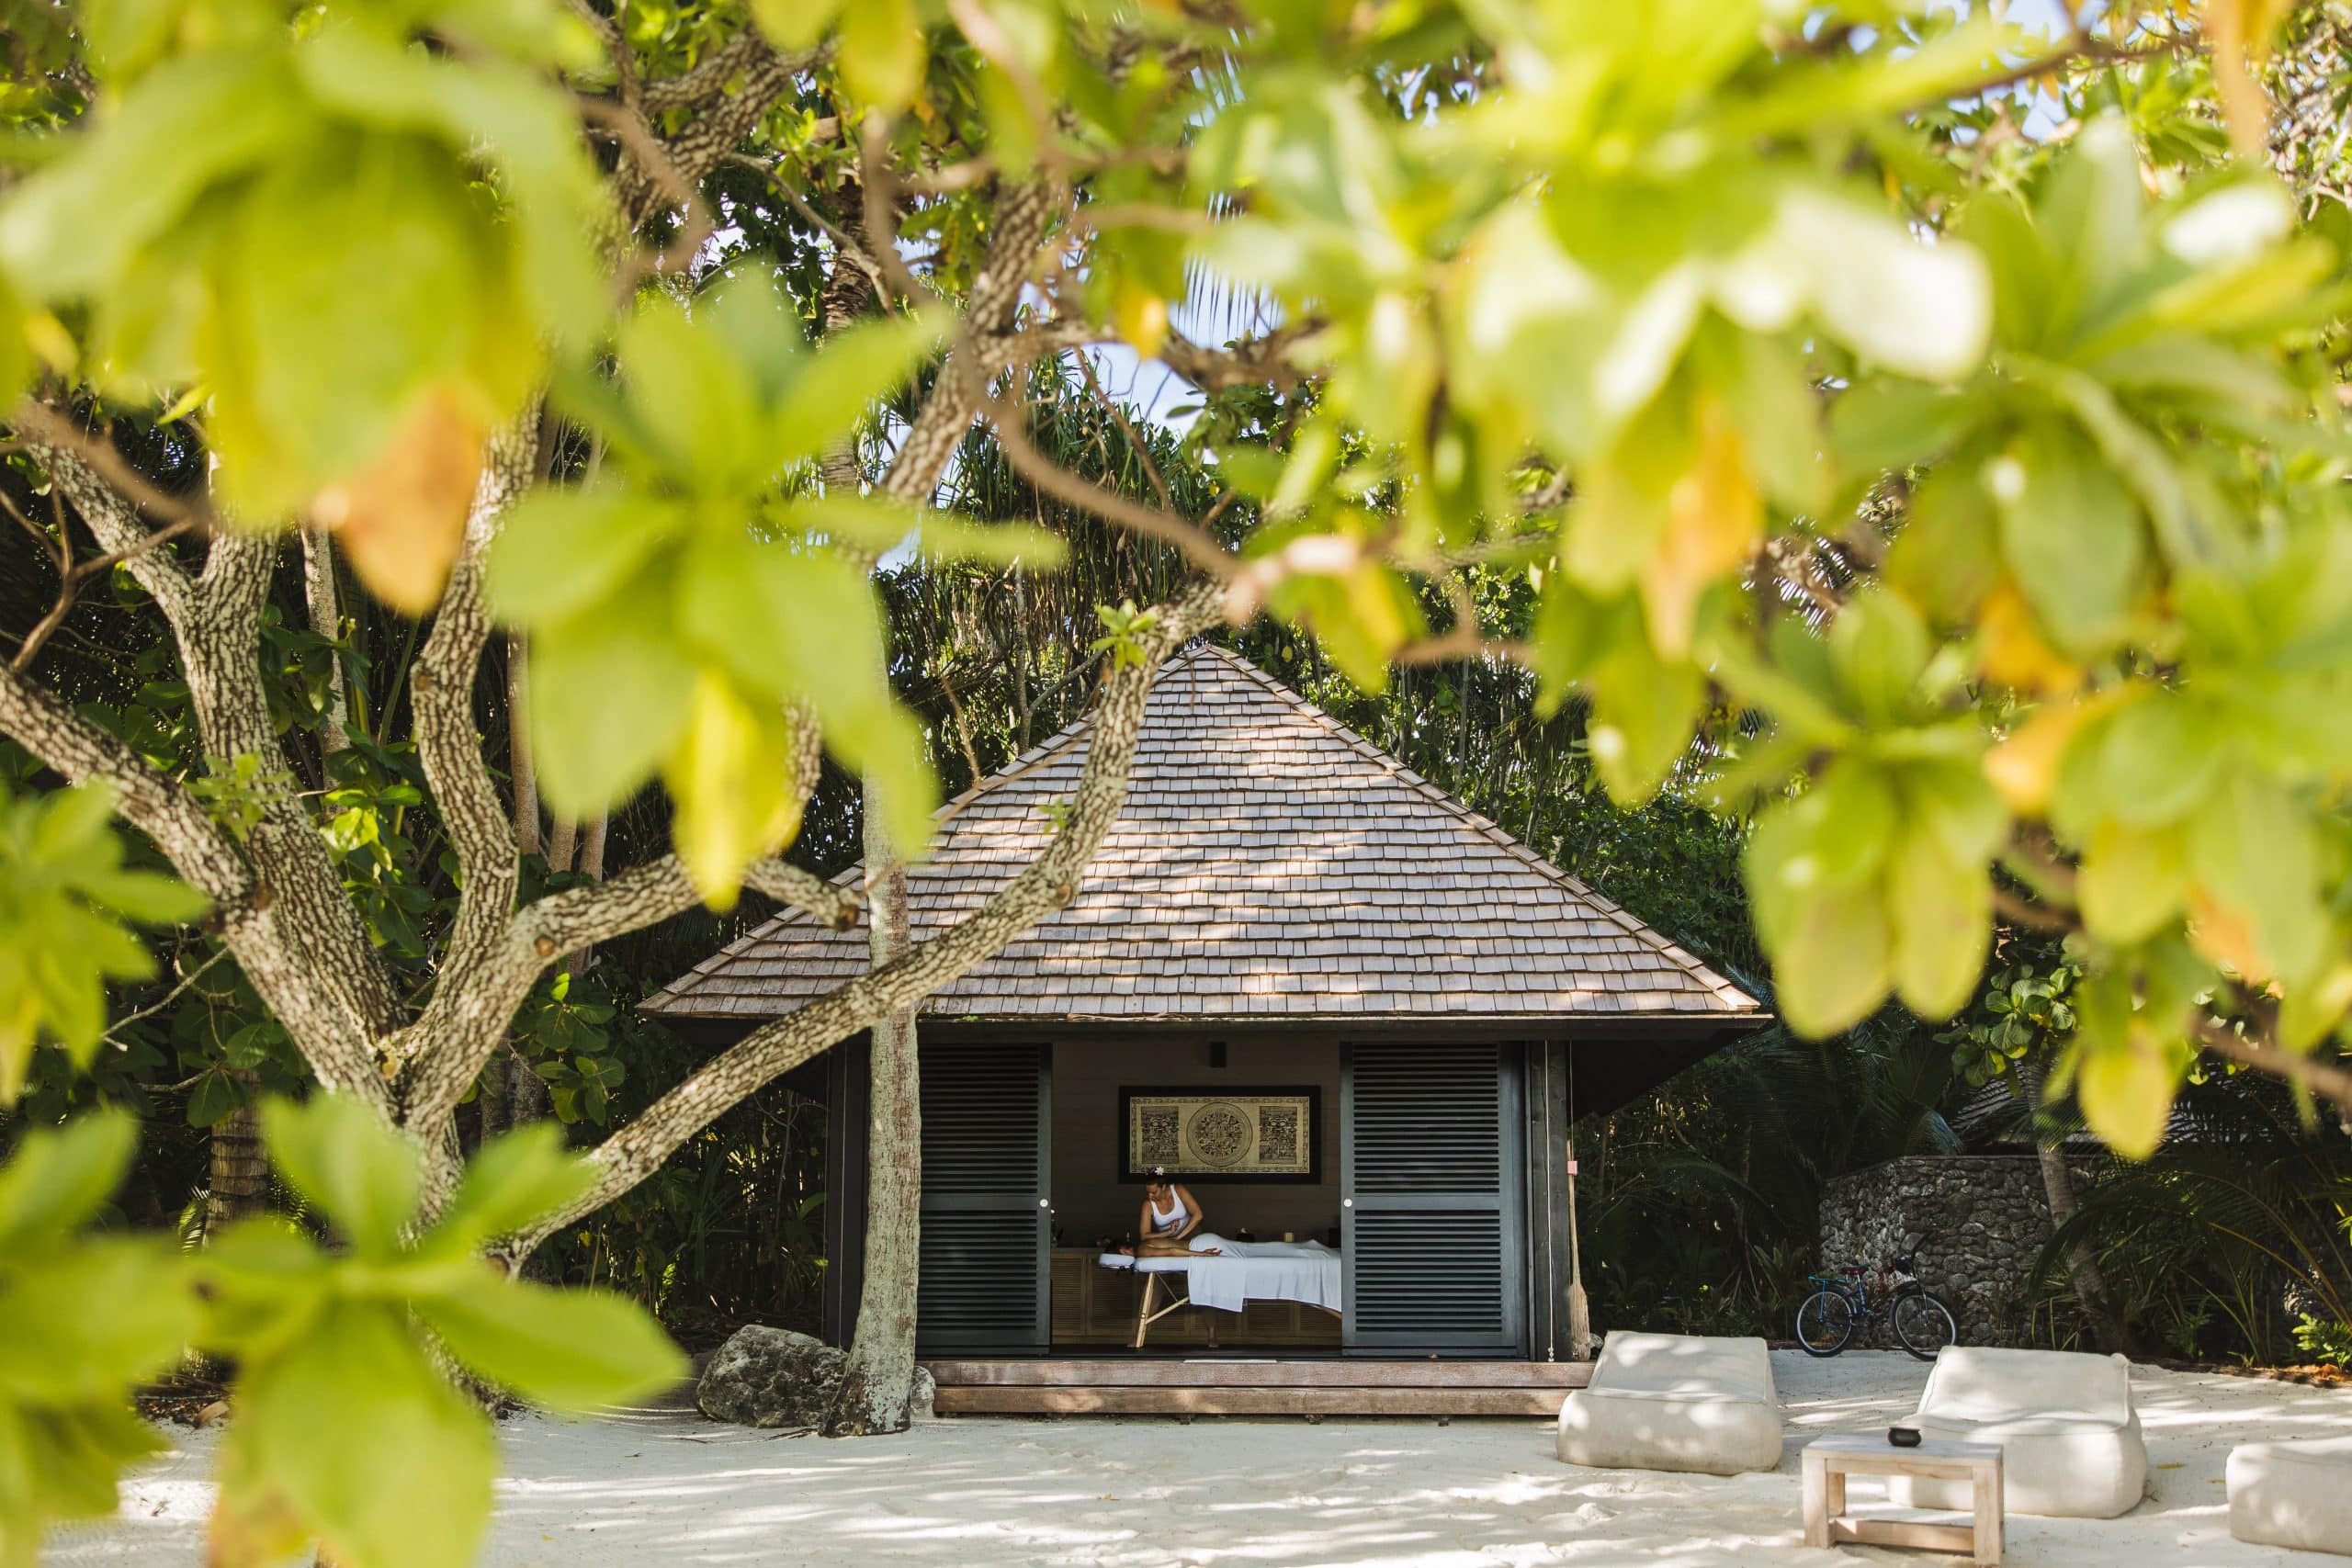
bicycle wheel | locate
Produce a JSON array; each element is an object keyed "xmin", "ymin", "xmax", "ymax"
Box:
[
  {"xmin": 1892, "ymin": 1291, "xmax": 1958, "ymax": 1360},
  {"xmin": 1795, "ymin": 1289, "xmax": 1856, "ymax": 1357}
]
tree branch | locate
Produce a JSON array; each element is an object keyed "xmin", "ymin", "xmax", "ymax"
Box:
[
  {"xmin": 979, "ymin": 373, "xmax": 1238, "ymax": 578},
  {"xmin": 1159, "ymin": 323, "xmax": 1316, "ymax": 393},
  {"xmin": 876, "ymin": 178, "xmax": 1063, "ymax": 506},
  {"xmin": 639, "ymin": 26, "xmax": 770, "ymax": 114},
  {"xmin": 2197, "ymin": 1014, "xmax": 2352, "ymax": 1115},
  {"xmin": 397, "ymin": 414, "xmax": 541, "ymax": 1103},
  {"xmin": 515, "ymin": 580, "xmax": 1223, "ymax": 1255},
  {"xmin": 17, "ymin": 425, "xmax": 199, "ymax": 630},
  {"xmin": 0, "ymin": 660, "xmax": 393, "ymax": 1111}
]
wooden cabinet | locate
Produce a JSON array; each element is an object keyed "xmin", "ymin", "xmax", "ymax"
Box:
[{"xmin": 1049, "ymin": 1249, "xmax": 1339, "ymax": 1348}]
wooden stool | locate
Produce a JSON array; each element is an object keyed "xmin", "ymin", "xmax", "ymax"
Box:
[{"xmin": 1802, "ymin": 1435, "xmax": 2004, "ymax": 1566}]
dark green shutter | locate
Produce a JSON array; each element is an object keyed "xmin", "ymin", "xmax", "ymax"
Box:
[
  {"xmin": 1342, "ymin": 1041, "xmax": 1525, "ymax": 1353},
  {"xmin": 916, "ymin": 1041, "xmax": 1050, "ymax": 1354}
]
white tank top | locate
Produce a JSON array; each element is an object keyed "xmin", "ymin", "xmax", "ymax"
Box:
[{"xmin": 1149, "ymin": 1191, "xmax": 1189, "ymax": 1232}]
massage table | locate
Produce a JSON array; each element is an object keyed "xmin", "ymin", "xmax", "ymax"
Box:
[{"xmin": 1097, "ymin": 1235, "xmax": 1342, "ymax": 1348}]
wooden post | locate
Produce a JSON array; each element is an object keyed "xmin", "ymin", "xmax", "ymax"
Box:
[{"xmin": 1566, "ymin": 1135, "xmax": 1593, "ymax": 1359}]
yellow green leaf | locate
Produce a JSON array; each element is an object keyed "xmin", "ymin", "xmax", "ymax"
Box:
[{"xmin": 662, "ymin": 672, "xmax": 808, "ymax": 908}]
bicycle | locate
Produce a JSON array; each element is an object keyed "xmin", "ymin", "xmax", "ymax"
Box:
[{"xmin": 1794, "ymin": 1235, "xmax": 1959, "ymax": 1360}]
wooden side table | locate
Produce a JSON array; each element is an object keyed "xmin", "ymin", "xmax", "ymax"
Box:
[{"xmin": 1802, "ymin": 1435, "xmax": 2004, "ymax": 1566}]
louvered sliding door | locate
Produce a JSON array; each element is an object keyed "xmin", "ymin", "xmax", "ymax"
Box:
[
  {"xmin": 1342, "ymin": 1042, "xmax": 1525, "ymax": 1354},
  {"xmin": 915, "ymin": 1042, "xmax": 1050, "ymax": 1355}
]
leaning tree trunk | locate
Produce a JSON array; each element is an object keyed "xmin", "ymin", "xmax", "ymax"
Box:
[
  {"xmin": 824, "ymin": 782, "xmax": 923, "ymax": 1436},
  {"xmin": 2035, "ymin": 1136, "xmax": 2126, "ymax": 1352},
  {"xmin": 2022, "ymin": 1066, "xmax": 2125, "ymax": 1352}
]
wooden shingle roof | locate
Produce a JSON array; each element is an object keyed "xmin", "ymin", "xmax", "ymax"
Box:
[{"xmin": 644, "ymin": 645, "xmax": 1762, "ymax": 1024}]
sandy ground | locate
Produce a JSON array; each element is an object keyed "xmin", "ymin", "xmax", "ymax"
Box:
[{"xmin": 45, "ymin": 1351, "xmax": 2352, "ymax": 1566}]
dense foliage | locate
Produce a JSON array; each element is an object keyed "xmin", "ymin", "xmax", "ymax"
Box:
[{"xmin": 5, "ymin": 0, "xmax": 2352, "ymax": 1560}]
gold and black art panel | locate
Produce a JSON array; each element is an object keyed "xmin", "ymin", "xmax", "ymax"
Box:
[{"xmin": 1116, "ymin": 1086, "xmax": 1320, "ymax": 1183}]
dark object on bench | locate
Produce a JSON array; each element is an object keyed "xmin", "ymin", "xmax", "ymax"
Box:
[{"xmin": 1889, "ymin": 1426, "xmax": 1922, "ymax": 1448}]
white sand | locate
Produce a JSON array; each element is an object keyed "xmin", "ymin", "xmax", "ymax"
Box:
[{"xmin": 45, "ymin": 1351, "xmax": 2352, "ymax": 1565}]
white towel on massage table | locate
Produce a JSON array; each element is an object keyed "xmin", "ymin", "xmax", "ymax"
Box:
[{"xmin": 1095, "ymin": 1235, "xmax": 1340, "ymax": 1314}]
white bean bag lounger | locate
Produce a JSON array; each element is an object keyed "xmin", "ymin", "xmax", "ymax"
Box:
[
  {"xmin": 1556, "ymin": 1332, "xmax": 1782, "ymax": 1477},
  {"xmin": 1888, "ymin": 1346, "xmax": 2147, "ymax": 1518},
  {"xmin": 2230, "ymin": 1437, "xmax": 2352, "ymax": 1556}
]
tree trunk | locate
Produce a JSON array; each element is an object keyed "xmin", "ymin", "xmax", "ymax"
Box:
[
  {"xmin": 546, "ymin": 816, "xmax": 578, "ymax": 874},
  {"xmin": 2035, "ymin": 1135, "xmax": 2125, "ymax": 1352},
  {"xmin": 476, "ymin": 1044, "xmax": 512, "ymax": 1147},
  {"xmin": 816, "ymin": 195, "xmax": 925, "ymax": 1437},
  {"xmin": 301, "ymin": 532, "xmax": 348, "ymax": 760},
  {"xmin": 204, "ymin": 1070, "xmax": 268, "ymax": 1239},
  {"xmin": 507, "ymin": 631, "xmax": 540, "ymax": 857},
  {"xmin": 579, "ymin": 810, "xmax": 608, "ymax": 880},
  {"xmin": 825, "ymin": 801, "xmax": 922, "ymax": 1437}
]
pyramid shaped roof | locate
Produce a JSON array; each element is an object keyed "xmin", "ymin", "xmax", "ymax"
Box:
[{"xmin": 644, "ymin": 645, "xmax": 1762, "ymax": 1026}]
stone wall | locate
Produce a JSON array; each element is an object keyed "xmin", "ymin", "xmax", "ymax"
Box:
[{"xmin": 1815, "ymin": 1156, "xmax": 2056, "ymax": 1348}]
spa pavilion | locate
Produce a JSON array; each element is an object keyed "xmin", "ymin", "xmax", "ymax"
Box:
[{"xmin": 645, "ymin": 645, "xmax": 1766, "ymax": 1414}]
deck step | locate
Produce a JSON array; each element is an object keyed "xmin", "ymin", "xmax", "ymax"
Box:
[{"xmin": 922, "ymin": 1359, "xmax": 1591, "ymax": 1417}]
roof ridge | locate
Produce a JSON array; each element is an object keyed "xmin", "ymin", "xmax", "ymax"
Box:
[{"xmin": 1185, "ymin": 648, "xmax": 1755, "ymax": 1009}]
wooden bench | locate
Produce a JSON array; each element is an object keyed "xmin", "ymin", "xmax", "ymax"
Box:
[{"xmin": 1802, "ymin": 1435, "xmax": 2004, "ymax": 1566}]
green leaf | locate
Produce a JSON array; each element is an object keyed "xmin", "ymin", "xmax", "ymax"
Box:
[
  {"xmin": 1993, "ymin": 419, "xmax": 2144, "ymax": 656},
  {"xmin": 0, "ymin": 1237, "xmax": 196, "ymax": 1402},
  {"xmin": 1883, "ymin": 463, "xmax": 2002, "ymax": 625},
  {"xmin": 2077, "ymin": 820, "xmax": 2188, "ymax": 945},
  {"xmin": 662, "ymin": 671, "xmax": 809, "ymax": 907},
  {"xmin": 1886, "ymin": 823, "xmax": 1990, "ymax": 1021},
  {"xmin": 751, "ymin": 0, "xmax": 846, "ymax": 51},
  {"xmin": 527, "ymin": 594, "xmax": 700, "ymax": 818},
  {"xmin": 1709, "ymin": 328, "xmax": 1829, "ymax": 514},
  {"xmin": 2185, "ymin": 772, "xmax": 2324, "ymax": 982},
  {"xmin": 218, "ymin": 1299, "xmax": 496, "ymax": 1568},
  {"xmin": 1588, "ymin": 654, "xmax": 1702, "ymax": 807},
  {"xmin": 674, "ymin": 534, "xmax": 937, "ymax": 852},
  {"xmin": 1831, "ymin": 380, "xmax": 1985, "ymax": 477},
  {"xmin": 840, "ymin": 0, "xmax": 925, "ymax": 109},
  {"xmin": 613, "ymin": 292, "xmax": 763, "ymax": 489},
  {"xmin": 1827, "ymin": 588, "xmax": 1929, "ymax": 726},
  {"xmin": 1770, "ymin": 879, "xmax": 1894, "ymax": 1038},
  {"xmin": 0, "ymin": 1113, "xmax": 136, "ymax": 1251},
  {"xmin": 412, "ymin": 1275, "xmax": 686, "ymax": 1411},
  {"xmin": 2069, "ymin": 980, "xmax": 2184, "ymax": 1163},
  {"xmin": 2034, "ymin": 117, "xmax": 2147, "ymax": 337},
  {"xmin": 424, "ymin": 1122, "xmax": 595, "ymax": 1256},
  {"xmin": 772, "ymin": 310, "xmax": 944, "ymax": 463},
  {"xmin": 73, "ymin": 867, "xmax": 209, "ymax": 926},
  {"xmin": 0, "ymin": 1402, "xmax": 168, "ymax": 1562},
  {"xmin": 484, "ymin": 489, "xmax": 677, "ymax": 626},
  {"xmin": 1776, "ymin": 185, "xmax": 1992, "ymax": 380},
  {"xmin": 205, "ymin": 128, "xmax": 514, "ymax": 513},
  {"xmin": 2097, "ymin": 694, "xmax": 2221, "ymax": 829},
  {"xmin": 0, "ymin": 51, "xmax": 306, "ymax": 297},
  {"xmin": 261, "ymin": 1097, "xmax": 423, "ymax": 1258},
  {"xmin": 188, "ymin": 1070, "xmax": 245, "ymax": 1130},
  {"xmin": 187, "ymin": 1218, "xmax": 334, "ymax": 1366}
]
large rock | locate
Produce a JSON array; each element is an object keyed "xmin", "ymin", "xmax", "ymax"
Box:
[{"xmin": 697, "ymin": 1326, "xmax": 846, "ymax": 1429}]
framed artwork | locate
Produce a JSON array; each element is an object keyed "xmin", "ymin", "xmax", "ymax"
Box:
[{"xmin": 1117, "ymin": 1086, "xmax": 1321, "ymax": 1183}]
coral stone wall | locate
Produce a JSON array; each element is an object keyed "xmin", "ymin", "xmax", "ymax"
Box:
[{"xmin": 1816, "ymin": 1156, "xmax": 2055, "ymax": 1348}]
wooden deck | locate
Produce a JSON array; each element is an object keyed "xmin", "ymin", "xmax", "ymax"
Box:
[{"xmin": 923, "ymin": 1358, "xmax": 1593, "ymax": 1416}]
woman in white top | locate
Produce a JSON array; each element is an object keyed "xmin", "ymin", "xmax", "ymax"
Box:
[{"xmin": 1122, "ymin": 1166, "xmax": 1214, "ymax": 1257}]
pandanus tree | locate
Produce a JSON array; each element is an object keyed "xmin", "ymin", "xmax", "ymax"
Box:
[{"xmin": 4, "ymin": 0, "xmax": 2352, "ymax": 1562}]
